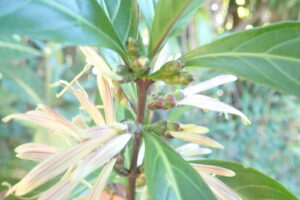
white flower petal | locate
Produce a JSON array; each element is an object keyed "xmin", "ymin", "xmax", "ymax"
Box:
[
  {"xmin": 14, "ymin": 133, "xmax": 116, "ymax": 196},
  {"xmin": 169, "ymin": 131, "xmax": 223, "ymax": 149},
  {"xmin": 38, "ymin": 179, "xmax": 78, "ymax": 200},
  {"xmin": 192, "ymin": 164, "xmax": 235, "ymax": 177},
  {"xmin": 74, "ymin": 134, "xmax": 132, "ymax": 179},
  {"xmin": 176, "ymin": 143, "xmax": 212, "ymax": 157},
  {"xmin": 200, "ymin": 173, "xmax": 242, "ymax": 200},
  {"xmin": 87, "ymin": 159, "xmax": 116, "ymax": 200},
  {"xmin": 178, "ymin": 94, "xmax": 250, "ymax": 124},
  {"xmin": 183, "ymin": 75, "xmax": 237, "ymax": 96}
]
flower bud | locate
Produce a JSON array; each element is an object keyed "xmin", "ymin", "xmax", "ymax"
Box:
[
  {"xmin": 166, "ymin": 90, "xmax": 185, "ymax": 101},
  {"xmin": 112, "ymin": 86, "xmax": 128, "ymax": 107},
  {"xmin": 162, "ymin": 60, "xmax": 185, "ymax": 73},
  {"xmin": 126, "ymin": 37, "xmax": 140, "ymax": 60},
  {"xmin": 114, "ymin": 65, "xmax": 135, "ymax": 83},
  {"xmin": 165, "ymin": 121, "xmax": 181, "ymax": 132},
  {"xmin": 164, "ymin": 94, "xmax": 177, "ymax": 108},
  {"xmin": 131, "ymin": 56, "xmax": 149, "ymax": 73},
  {"xmin": 178, "ymin": 72, "xmax": 194, "ymax": 85},
  {"xmin": 147, "ymin": 97, "xmax": 166, "ymax": 110}
]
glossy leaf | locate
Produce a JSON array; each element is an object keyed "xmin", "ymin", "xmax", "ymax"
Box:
[
  {"xmin": 100, "ymin": 0, "xmax": 139, "ymax": 41},
  {"xmin": 181, "ymin": 22, "xmax": 300, "ymax": 97},
  {"xmin": 0, "ymin": 37, "xmax": 40, "ymax": 63},
  {"xmin": 0, "ymin": 0, "xmax": 125, "ymax": 55},
  {"xmin": 144, "ymin": 133, "xmax": 217, "ymax": 200},
  {"xmin": 192, "ymin": 160, "xmax": 298, "ymax": 200},
  {"xmin": 149, "ymin": 0, "xmax": 206, "ymax": 57}
]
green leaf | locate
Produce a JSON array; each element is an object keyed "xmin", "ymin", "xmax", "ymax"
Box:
[
  {"xmin": 0, "ymin": 65, "xmax": 43, "ymax": 104},
  {"xmin": 0, "ymin": 37, "xmax": 41, "ymax": 63},
  {"xmin": 192, "ymin": 160, "xmax": 298, "ymax": 200},
  {"xmin": 0, "ymin": 0, "xmax": 125, "ymax": 56},
  {"xmin": 181, "ymin": 22, "xmax": 300, "ymax": 97},
  {"xmin": 113, "ymin": 0, "xmax": 139, "ymax": 41},
  {"xmin": 137, "ymin": 0, "xmax": 155, "ymax": 29},
  {"xmin": 149, "ymin": 0, "xmax": 206, "ymax": 57},
  {"xmin": 143, "ymin": 133, "xmax": 217, "ymax": 200},
  {"xmin": 100, "ymin": 0, "xmax": 139, "ymax": 41}
]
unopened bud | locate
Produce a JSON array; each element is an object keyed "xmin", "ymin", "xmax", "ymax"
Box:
[
  {"xmin": 178, "ymin": 72, "xmax": 194, "ymax": 85},
  {"xmin": 165, "ymin": 90, "xmax": 185, "ymax": 102},
  {"xmin": 164, "ymin": 94, "xmax": 177, "ymax": 108},
  {"xmin": 131, "ymin": 57, "xmax": 149, "ymax": 72},
  {"xmin": 113, "ymin": 86, "xmax": 128, "ymax": 107},
  {"xmin": 165, "ymin": 121, "xmax": 181, "ymax": 132},
  {"xmin": 148, "ymin": 98, "xmax": 166, "ymax": 110},
  {"xmin": 161, "ymin": 60, "xmax": 185, "ymax": 73},
  {"xmin": 126, "ymin": 37, "xmax": 140, "ymax": 60},
  {"xmin": 115, "ymin": 65, "xmax": 135, "ymax": 83}
]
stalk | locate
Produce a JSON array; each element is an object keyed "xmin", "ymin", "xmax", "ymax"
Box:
[{"xmin": 127, "ymin": 79, "xmax": 152, "ymax": 200}]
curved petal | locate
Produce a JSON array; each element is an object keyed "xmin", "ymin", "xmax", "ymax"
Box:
[
  {"xmin": 183, "ymin": 75, "xmax": 237, "ymax": 96},
  {"xmin": 178, "ymin": 94, "xmax": 250, "ymax": 124}
]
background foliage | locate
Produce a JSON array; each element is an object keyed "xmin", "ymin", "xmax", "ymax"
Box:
[{"xmin": 0, "ymin": 0, "xmax": 299, "ymax": 198}]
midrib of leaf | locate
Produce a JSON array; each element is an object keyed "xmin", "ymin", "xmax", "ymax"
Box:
[
  {"xmin": 184, "ymin": 52, "xmax": 300, "ymax": 64},
  {"xmin": 184, "ymin": 52, "xmax": 300, "ymax": 88},
  {"xmin": 38, "ymin": 0, "xmax": 124, "ymax": 52},
  {"xmin": 0, "ymin": 67, "xmax": 42, "ymax": 103},
  {"xmin": 150, "ymin": 135, "xmax": 183, "ymax": 200},
  {"xmin": 150, "ymin": 1, "xmax": 191, "ymax": 57},
  {"xmin": 0, "ymin": 41, "xmax": 40, "ymax": 55}
]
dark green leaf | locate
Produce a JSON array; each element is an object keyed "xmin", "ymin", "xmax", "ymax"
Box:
[
  {"xmin": 0, "ymin": 37, "xmax": 40, "ymax": 63},
  {"xmin": 144, "ymin": 133, "xmax": 217, "ymax": 200},
  {"xmin": 149, "ymin": 0, "xmax": 206, "ymax": 57},
  {"xmin": 181, "ymin": 22, "xmax": 300, "ymax": 97},
  {"xmin": 192, "ymin": 160, "xmax": 298, "ymax": 200},
  {"xmin": 0, "ymin": 0, "xmax": 125, "ymax": 55}
]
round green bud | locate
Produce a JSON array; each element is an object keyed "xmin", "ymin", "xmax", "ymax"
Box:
[
  {"xmin": 164, "ymin": 94, "xmax": 177, "ymax": 108},
  {"xmin": 178, "ymin": 72, "xmax": 194, "ymax": 85},
  {"xmin": 131, "ymin": 56, "xmax": 149, "ymax": 72}
]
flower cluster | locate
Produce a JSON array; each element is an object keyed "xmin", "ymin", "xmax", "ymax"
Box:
[{"xmin": 2, "ymin": 47, "xmax": 249, "ymax": 200}]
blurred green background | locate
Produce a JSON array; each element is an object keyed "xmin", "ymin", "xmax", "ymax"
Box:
[{"xmin": 0, "ymin": 0, "xmax": 299, "ymax": 198}]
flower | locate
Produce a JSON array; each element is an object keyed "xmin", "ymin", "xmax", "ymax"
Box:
[
  {"xmin": 2, "ymin": 47, "xmax": 132, "ymax": 200},
  {"xmin": 178, "ymin": 75, "xmax": 250, "ymax": 125}
]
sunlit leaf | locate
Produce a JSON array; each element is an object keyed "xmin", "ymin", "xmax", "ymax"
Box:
[
  {"xmin": 181, "ymin": 22, "xmax": 300, "ymax": 97},
  {"xmin": 149, "ymin": 0, "xmax": 206, "ymax": 57}
]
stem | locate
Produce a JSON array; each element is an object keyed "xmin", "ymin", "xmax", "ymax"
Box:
[{"xmin": 127, "ymin": 79, "xmax": 152, "ymax": 200}]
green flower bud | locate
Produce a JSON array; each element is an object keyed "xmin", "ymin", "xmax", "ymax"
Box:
[
  {"xmin": 131, "ymin": 56, "xmax": 149, "ymax": 72},
  {"xmin": 165, "ymin": 121, "xmax": 181, "ymax": 131},
  {"xmin": 148, "ymin": 60, "xmax": 185, "ymax": 80},
  {"xmin": 172, "ymin": 90, "xmax": 186, "ymax": 101},
  {"xmin": 164, "ymin": 94, "xmax": 177, "ymax": 108},
  {"xmin": 177, "ymin": 72, "xmax": 194, "ymax": 85},
  {"xmin": 144, "ymin": 120, "xmax": 180, "ymax": 136},
  {"xmin": 162, "ymin": 60, "xmax": 185, "ymax": 73},
  {"xmin": 114, "ymin": 65, "xmax": 135, "ymax": 83},
  {"xmin": 112, "ymin": 86, "xmax": 128, "ymax": 107},
  {"xmin": 126, "ymin": 37, "xmax": 140, "ymax": 60},
  {"xmin": 148, "ymin": 97, "xmax": 166, "ymax": 110}
]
